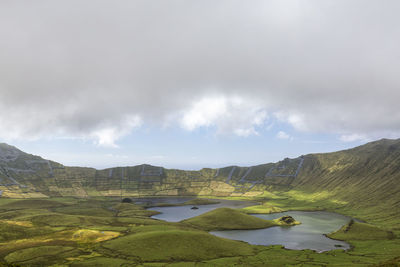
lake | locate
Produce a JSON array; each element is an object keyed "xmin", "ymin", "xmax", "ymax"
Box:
[
  {"xmin": 145, "ymin": 197, "xmax": 257, "ymax": 222},
  {"xmin": 144, "ymin": 197, "xmax": 351, "ymax": 252},
  {"xmin": 211, "ymin": 211, "xmax": 351, "ymax": 252}
]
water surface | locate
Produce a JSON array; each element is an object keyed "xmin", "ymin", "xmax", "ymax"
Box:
[
  {"xmin": 148, "ymin": 198, "xmax": 257, "ymax": 222},
  {"xmin": 211, "ymin": 211, "xmax": 351, "ymax": 252},
  {"xmin": 134, "ymin": 196, "xmax": 195, "ymax": 206},
  {"xmin": 146, "ymin": 198, "xmax": 351, "ymax": 252}
]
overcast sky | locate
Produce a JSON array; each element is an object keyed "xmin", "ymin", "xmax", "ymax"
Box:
[{"xmin": 1, "ymin": 1, "xmax": 399, "ymax": 169}]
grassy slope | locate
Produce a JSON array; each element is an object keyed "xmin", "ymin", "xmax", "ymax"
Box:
[
  {"xmin": 1, "ymin": 139, "xmax": 400, "ymax": 230},
  {"xmin": 0, "ymin": 197, "xmax": 398, "ymax": 266},
  {"xmin": 178, "ymin": 220, "xmax": 400, "ymax": 267},
  {"xmin": 101, "ymin": 225, "xmax": 254, "ymax": 262},
  {"xmin": 328, "ymin": 221, "xmax": 396, "ymax": 241},
  {"xmin": 236, "ymin": 139, "xmax": 400, "ymax": 231},
  {"xmin": 241, "ymin": 203, "xmax": 285, "ymax": 214},
  {"xmin": 181, "ymin": 208, "xmax": 278, "ymax": 231},
  {"xmin": 4, "ymin": 245, "xmax": 79, "ymax": 266},
  {"xmin": 0, "ymin": 197, "xmax": 175, "ymax": 266},
  {"xmin": 1, "ymin": 140, "xmax": 400, "ymax": 265},
  {"xmin": 293, "ymin": 139, "xmax": 400, "ymax": 225}
]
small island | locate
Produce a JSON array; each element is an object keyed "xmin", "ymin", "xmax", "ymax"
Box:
[{"xmin": 274, "ymin": 215, "xmax": 301, "ymax": 226}]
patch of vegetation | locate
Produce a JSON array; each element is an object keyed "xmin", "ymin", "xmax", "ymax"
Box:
[
  {"xmin": 241, "ymin": 203, "xmax": 285, "ymax": 214},
  {"xmin": 4, "ymin": 245, "xmax": 80, "ymax": 266},
  {"xmin": 0, "ymin": 221, "xmax": 54, "ymax": 242},
  {"xmin": 70, "ymin": 256, "xmax": 132, "ymax": 267},
  {"xmin": 114, "ymin": 202, "xmax": 160, "ymax": 217},
  {"xmin": 30, "ymin": 213, "xmax": 114, "ymax": 227},
  {"xmin": 375, "ymin": 256, "xmax": 400, "ymax": 267},
  {"xmin": 181, "ymin": 207, "xmax": 278, "ymax": 231},
  {"xmin": 71, "ymin": 229, "xmax": 120, "ymax": 243},
  {"xmin": 101, "ymin": 228, "xmax": 254, "ymax": 262},
  {"xmin": 52, "ymin": 199, "xmax": 118, "ymax": 217},
  {"xmin": 0, "ymin": 199, "xmax": 65, "ymax": 210},
  {"xmin": 128, "ymin": 224, "xmax": 187, "ymax": 235},
  {"xmin": 54, "ymin": 205, "xmax": 114, "ymax": 217},
  {"xmin": 328, "ymin": 220, "xmax": 395, "ymax": 241},
  {"xmin": 0, "ymin": 196, "xmax": 398, "ymax": 266}
]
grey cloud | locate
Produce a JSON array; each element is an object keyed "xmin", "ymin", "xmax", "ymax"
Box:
[{"xmin": 1, "ymin": 0, "xmax": 400, "ymax": 143}]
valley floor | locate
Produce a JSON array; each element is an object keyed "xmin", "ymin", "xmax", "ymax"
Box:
[{"xmin": 0, "ymin": 192, "xmax": 399, "ymax": 266}]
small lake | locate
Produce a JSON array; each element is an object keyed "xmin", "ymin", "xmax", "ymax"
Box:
[
  {"xmin": 145, "ymin": 197, "xmax": 351, "ymax": 252},
  {"xmin": 145, "ymin": 197, "xmax": 257, "ymax": 222},
  {"xmin": 211, "ymin": 211, "xmax": 351, "ymax": 252}
]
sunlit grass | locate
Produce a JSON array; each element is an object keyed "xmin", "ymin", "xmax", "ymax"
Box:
[
  {"xmin": 241, "ymin": 203, "xmax": 285, "ymax": 214},
  {"xmin": 0, "ymin": 196, "xmax": 398, "ymax": 266},
  {"xmin": 284, "ymin": 190, "xmax": 348, "ymax": 205}
]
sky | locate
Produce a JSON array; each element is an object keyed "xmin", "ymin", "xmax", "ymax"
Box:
[{"xmin": 1, "ymin": 0, "xmax": 400, "ymax": 170}]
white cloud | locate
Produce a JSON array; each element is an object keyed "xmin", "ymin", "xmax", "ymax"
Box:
[
  {"xmin": 276, "ymin": 131, "xmax": 291, "ymax": 140},
  {"xmin": 0, "ymin": 1, "xmax": 400, "ymax": 143},
  {"xmin": 181, "ymin": 96, "xmax": 228, "ymax": 131},
  {"xmin": 89, "ymin": 115, "xmax": 142, "ymax": 148},
  {"xmin": 339, "ymin": 134, "xmax": 370, "ymax": 143},
  {"xmin": 234, "ymin": 128, "xmax": 258, "ymax": 137},
  {"xmin": 180, "ymin": 95, "xmax": 268, "ymax": 136},
  {"xmin": 274, "ymin": 112, "xmax": 308, "ymax": 132}
]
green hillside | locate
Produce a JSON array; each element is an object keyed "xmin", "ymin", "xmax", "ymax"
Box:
[
  {"xmin": 1, "ymin": 139, "xmax": 400, "ymax": 229},
  {"xmin": 1, "ymin": 139, "xmax": 400, "ymax": 266},
  {"xmin": 290, "ymin": 139, "xmax": 400, "ymax": 229}
]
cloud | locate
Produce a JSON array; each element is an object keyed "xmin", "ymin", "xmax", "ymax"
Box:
[
  {"xmin": 180, "ymin": 95, "xmax": 268, "ymax": 136},
  {"xmin": 276, "ymin": 131, "xmax": 291, "ymax": 140},
  {"xmin": 339, "ymin": 134, "xmax": 369, "ymax": 143},
  {"xmin": 181, "ymin": 96, "xmax": 228, "ymax": 131},
  {"xmin": 0, "ymin": 0, "xmax": 400, "ymax": 145},
  {"xmin": 89, "ymin": 115, "xmax": 142, "ymax": 147}
]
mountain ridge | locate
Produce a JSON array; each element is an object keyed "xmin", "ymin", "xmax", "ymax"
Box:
[
  {"xmin": 0, "ymin": 138, "xmax": 398, "ymax": 194},
  {"xmin": 0, "ymin": 138, "xmax": 399, "ymax": 229}
]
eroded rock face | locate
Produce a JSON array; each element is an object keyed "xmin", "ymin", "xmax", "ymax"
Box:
[
  {"xmin": 0, "ymin": 144, "xmax": 20, "ymax": 162},
  {"xmin": 0, "ymin": 142, "xmax": 309, "ymax": 198}
]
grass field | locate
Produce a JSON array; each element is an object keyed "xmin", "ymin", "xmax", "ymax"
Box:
[{"xmin": 0, "ymin": 196, "xmax": 398, "ymax": 266}]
